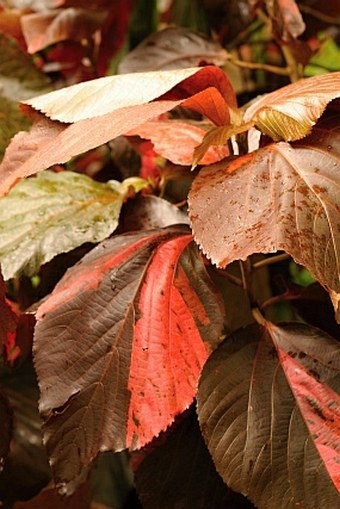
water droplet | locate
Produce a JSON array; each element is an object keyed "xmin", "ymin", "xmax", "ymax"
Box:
[{"xmin": 327, "ymin": 145, "xmax": 332, "ymax": 151}]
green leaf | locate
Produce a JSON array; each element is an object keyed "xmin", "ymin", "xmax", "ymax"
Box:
[
  {"xmin": 0, "ymin": 33, "xmax": 50, "ymax": 101},
  {"xmin": 0, "ymin": 96, "xmax": 31, "ymax": 161},
  {"xmin": 0, "ymin": 171, "xmax": 141, "ymax": 280},
  {"xmin": 305, "ymin": 36, "xmax": 340, "ymax": 77}
]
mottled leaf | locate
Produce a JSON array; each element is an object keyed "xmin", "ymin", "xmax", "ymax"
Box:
[
  {"xmin": 0, "ymin": 170, "xmax": 140, "ymax": 280},
  {"xmin": 198, "ymin": 322, "xmax": 340, "ymax": 509},
  {"xmin": 118, "ymin": 26, "xmax": 228, "ymax": 73},
  {"xmin": 244, "ymin": 72, "xmax": 340, "ymax": 141},
  {"xmin": 21, "ymin": 8, "xmax": 106, "ymax": 54},
  {"xmin": 136, "ymin": 406, "xmax": 255, "ymax": 509},
  {"xmin": 128, "ymin": 120, "xmax": 229, "ymax": 166},
  {"xmin": 0, "ymin": 33, "xmax": 50, "ymax": 101},
  {"xmin": 189, "ymin": 119, "xmax": 340, "ymax": 300},
  {"xmin": 33, "ymin": 226, "xmax": 224, "ymax": 493}
]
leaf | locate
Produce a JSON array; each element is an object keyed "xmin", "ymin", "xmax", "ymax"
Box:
[
  {"xmin": 118, "ymin": 26, "xmax": 228, "ymax": 73},
  {"xmin": 0, "ymin": 33, "xmax": 50, "ymax": 101},
  {"xmin": 265, "ymin": 0, "xmax": 305, "ymax": 40},
  {"xmin": 243, "ymin": 72, "xmax": 340, "ymax": 141},
  {"xmin": 305, "ymin": 36, "xmax": 340, "ymax": 77},
  {"xmin": 197, "ymin": 322, "xmax": 340, "ymax": 509},
  {"xmin": 0, "ymin": 95, "xmax": 31, "ymax": 161},
  {"xmin": 135, "ymin": 406, "xmax": 255, "ymax": 509},
  {"xmin": 0, "ymin": 170, "xmax": 137, "ymax": 280},
  {"xmin": 23, "ymin": 65, "xmax": 234, "ymax": 123},
  {"xmin": 127, "ymin": 120, "xmax": 229, "ymax": 166},
  {"xmin": 21, "ymin": 8, "xmax": 106, "ymax": 54},
  {"xmin": 119, "ymin": 194, "xmax": 189, "ymax": 232},
  {"xmin": 0, "ymin": 390, "xmax": 12, "ymax": 467},
  {"xmin": 188, "ymin": 119, "xmax": 340, "ymax": 299},
  {"xmin": 0, "ymin": 66, "xmax": 236, "ymax": 195},
  {"xmin": 33, "ymin": 226, "xmax": 224, "ymax": 493},
  {"xmin": 13, "ymin": 483, "xmax": 91, "ymax": 509},
  {"xmin": 0, "ymin": 272, "xmax": 17, "ymax": 356}
]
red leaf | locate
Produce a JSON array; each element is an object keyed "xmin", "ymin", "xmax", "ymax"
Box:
[
  {"xmin": 33, "ymin": 226, "xmax": 224, "ymax": 492},
  {"xmin": 198, "ymin": 322, "xmax": 340, "ymax": 508}
]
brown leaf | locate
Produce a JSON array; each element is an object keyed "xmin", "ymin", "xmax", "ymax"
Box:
[
  {"xmin": 188, "ymin": 119, "xmax": 340, "ymax": 297},
  {"xmin": 0, "ymin": 272, "xmax": 18, "ymax": 357},
  {"xmin": 198, "ymin": 322, "xmax": 340, "ymax": 508},
  {"xmin": 118, "ymin": 26, "xmax": 228, "ymax": 73},
  {"xmin": 244, "ymin": 72, "xmax": 340, "ymax": 141},
  {"xmin": 266, "ymin": 0, "xmax": 305, "ymax": 40},
  {"xmin": 0, "ymin": 391, "xmax": 13, "ymax": 467},
  {"xmin": 21, "ymin": 8, "xmax": 106, "ymax": 54},
  {"xmin": 13, "ymin": 483, "xmax": 91, "ymax": 508}
]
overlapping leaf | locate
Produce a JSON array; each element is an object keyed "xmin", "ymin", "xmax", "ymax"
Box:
[
  {"xmin": 0, "ymin": 391, "xmax": 12, "ymax": 467},
  {"xmin": 0, "ymin": 66, "xmax": 236, "ymax": 195},
  {"xmin": 197, "ymin": 322, "xmax": 340, "ymax": 509},
  {"xmin": 33, "ymin": 226, "xmax": 224, "ymax": 493},
  {"xmin": 189, "ymin": 118, "xmax": 340, "ymax": 302},
  {"xmin": 135, "ymin": 406, "xmax": 254, "ymax": 509},
  {"xmin": 0, "ymin": 170, "xmax": 142, "ymax": 280},
  {"xmin": 127, "ymin": 120, "xmax": 229, "ymax": 166},
  {"xmin": 244, "ymin": 72, "xmax": 340, "ymax": 141},
  {"xmin": 118, "ymin": 26, "xmax": 228, "ymax": 73}
]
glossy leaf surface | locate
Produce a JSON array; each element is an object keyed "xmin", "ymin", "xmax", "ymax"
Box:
[
  {"xmin": 0, "ymin": 171, "xmax": 134, "ymax": 280},
  {"xmin": 198, "ymin": 322, "xmax": 340, "ymax": 508},
  {"xmin": 34, "ymin": 226, "xmax": 224, "ymax": 492},
  {"xmin": 189, "ymin": 119, "xmax": 340, "ymax": 297}
]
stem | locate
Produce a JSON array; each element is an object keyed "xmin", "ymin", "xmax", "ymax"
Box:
[
  {"xmin": 239, "ymin": 259, "xmax": 257, "ymax": 307},
  {"xmin": 227, "ymin": 56, "xmax": 290, "ymax": 76},
  {"xmin": 252, "ymin": 307, "xmax": 267, "ymax": 325},
  {"xmin": 281, "ymin": 44, "xmax": 302, "ymax": 82},
  {"xmin": 252, "ymin": 253, "xmax": 290, "ymax": 270},
  {"xmin": 214, "ymin": 268, "xmax": 244, "ymax": 288}
]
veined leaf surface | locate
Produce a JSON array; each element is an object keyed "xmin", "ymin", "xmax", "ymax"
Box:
[
  {"xmin": 189, "ymin": 118, "xmax": 340, "ymax": 299},
  {"xmin": 197, "ymin": 322, "xmax": 340, "ymax": 509},
  {"xmin": 33, "ymin": 226, "xmax": 224, "ymax": 493},
  {"xmin": 0, "ymin": 170, "xmax": 139, "ymax": 280}
]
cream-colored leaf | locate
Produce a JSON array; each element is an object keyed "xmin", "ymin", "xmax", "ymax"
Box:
[
  {"xmin": 244, "ymin": 72, "xmax": 340, "ymax": 141},
  {"xmin": 22, "ymin": 66, "xmax": 227, "ymax": 123}
]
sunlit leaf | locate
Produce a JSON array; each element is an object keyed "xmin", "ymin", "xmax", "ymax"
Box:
[
  {"xmin": 0, "ymin": 96, "xmax": 31, "ymax": 161},
  {"xmin": 0, "ymin": 170, "xmax": 139, "ymax": 280},
  {"xmin": 189, "ymin": 117, "xmax": 340, "ymax": 301},
  {"xmin": 198, "ymin": 322, "xmax": 340, "ymax": 508},
  {"xmin": 33, "ymin": 226, "xmax": 224, "ymax": 493},
  {"xmin": 243, "ymin": 72, "xmax": 340, "ymax": 141},
  {"xmin": 118, "ymin": 26, "xmax": 228, "ymax": 73}
]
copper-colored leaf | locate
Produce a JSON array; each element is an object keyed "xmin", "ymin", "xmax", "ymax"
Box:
[
  {"xmin": 243, "ymin": 72, "xmax": 340, "ymax": 141},
  {"xmin": 118, "ymin": 26, "xmax": 228, "ymax": 73},
  {"xmin": 21, "ymin": 8, "xmax": 106, "ymax": 54},
  {"xmin": 128, "ymin": 120, "xmax": 229, "ymax": 166},
  {"xmin": 189, "ymin": 119, "xmax": 340, "ymax": 299},
  {"xmin": 33, "ymin": 226, "xmax": 224, "ymax": 493},
  {"xmin": 0, "ymin": 66, "xmax": 236, "ymax": 195},
  {"xmin": 197, "ymin": 322, "xmax": 340, "ymax": 508}
]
